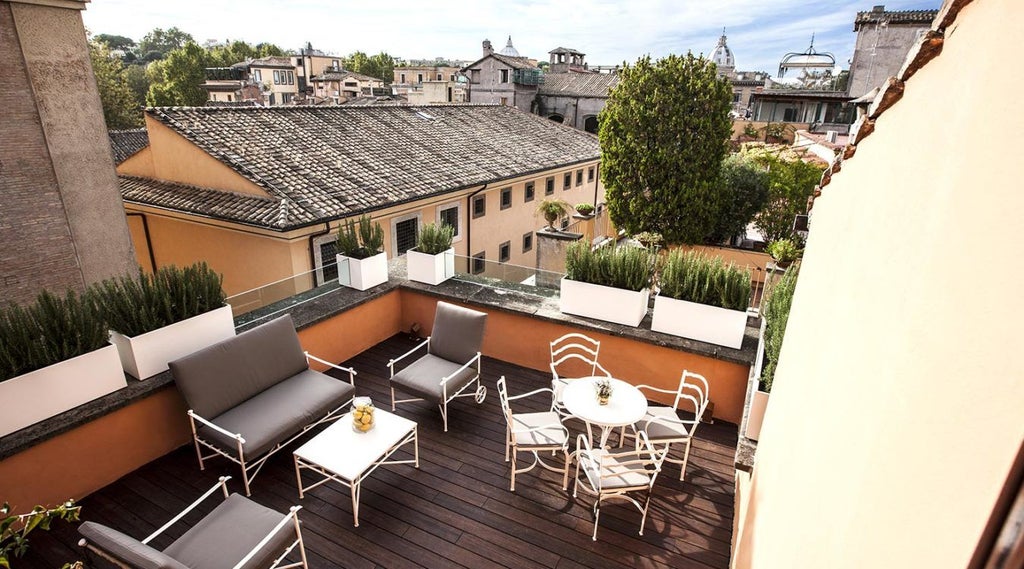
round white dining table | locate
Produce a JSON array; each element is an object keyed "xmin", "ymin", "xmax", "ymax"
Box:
[{"xmin": 562, "ymin": 376, "xmax": 648, "ymax": 448}]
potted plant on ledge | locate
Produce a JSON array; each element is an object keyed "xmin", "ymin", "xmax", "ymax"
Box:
[
  {"xmin": 651, "ymin": 250, "xmax": 751, "ymax": 349},
  {"xmin": 765, "ymin": 238, "xmax": 801, "ymax": 269},
  {"xmin": 336, "ymin": 214, "xmax": 388, "ymax": 291},
  {"xmin": 560, "ymin": 240, "xmax": 654, "ymax": 326},
  {"xmin": 574, "ymin": 202, "xmax": 595, "ymax": 218},
  {"xmin": 0, "ymin": 289, "xmax": 126, "ymax": 437},
  {"xmin": 745, "ymin": 264, "xmax": 798, "ymax": 440},
  {"xmin": 407, "ymin": 222, "xmax": 455, "ymax": 285},
  {"xmin": 101, "ymin": 263, "xmax": 233, "ymax": 380},
  {"xmin": 536, "ymin": 198, "xmax": 572, "ymax": 230}
]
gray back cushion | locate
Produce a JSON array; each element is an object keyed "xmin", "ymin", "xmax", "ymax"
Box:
[
  {"xmin": 429, "ymin": 302, "xmax": 487, "ymax": 364},
  {"xmin": 79, "ymin": 521, "xmax": 189, "ymax": 569},
  {"xmin": 169, "ymin": 315, "xmax": 308, "ymax": 418}
]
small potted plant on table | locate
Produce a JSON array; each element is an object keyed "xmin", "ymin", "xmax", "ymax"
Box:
[
  {"xmin": 336, "ymin": 215, "xmax": 388, "ymax": 291},
  {"xmin": 407, "ymin": 222, "xmax": 455, "ymax": 285}
]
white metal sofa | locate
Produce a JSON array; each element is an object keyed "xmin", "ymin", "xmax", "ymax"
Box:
[
  {"xmin": 388, "ymin": 301, "xmax": 487, "ymax": 431},
  {"xmin": 168, "ymin": 314, "xmax": 356, "ymax": 495},
  {"xmin": 78, "ymin": 476, "xmax": 308, "ymax": 569}
]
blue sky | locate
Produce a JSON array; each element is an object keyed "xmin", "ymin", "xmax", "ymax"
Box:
[{"xmin": 83, "ymin": 0, "xmax": 940, "ymax": 74}]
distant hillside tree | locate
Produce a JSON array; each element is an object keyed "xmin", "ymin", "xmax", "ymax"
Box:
[
  {"xmin": 344, "ymin": 51, "xmax": 396, "ymax": 82},
  {"xmin": 207, "ymin": 40, "xmax": 286, "ymax": 67},
  {"xmin": 146, "ymin": 41, "xmax": 207, "ymax": 106},
  {"xmin": 599, "ymin": 53, "xmax": 734, "ymax": 244},
  {"xmin": 89, "ymin": 41, "xmax": 143, "ymax": 128},
  {"xmin": 138, "ymin": 27, "xmax": 193, "ymax": 60}
]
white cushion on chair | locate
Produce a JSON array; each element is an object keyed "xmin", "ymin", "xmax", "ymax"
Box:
[
  {"xmin": 511, "ymin": 411, "xmax": 566, "ymax": 446},
  {"xmin": 640, "ymin": 406, "xmax": 691, "ymax": 440},
  {"xmin": 582, "ymin": 449, "xmax": 651, "ymax": 490}
]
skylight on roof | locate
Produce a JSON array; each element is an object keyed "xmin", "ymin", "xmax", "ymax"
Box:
[{"xmin": 415, "ymin": 111, "xmax": 437, "ymax": 120}]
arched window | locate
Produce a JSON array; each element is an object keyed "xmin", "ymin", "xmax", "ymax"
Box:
[{"xmin": 548, "ymin": 114, "xmax": 564, "ymax": 123}]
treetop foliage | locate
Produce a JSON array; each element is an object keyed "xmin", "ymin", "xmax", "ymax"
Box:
[{"xmin": 599, "ymin": 53, "xmax": 734, "ymax": 245}]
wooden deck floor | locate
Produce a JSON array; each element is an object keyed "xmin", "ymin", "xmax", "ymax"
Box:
[{"xmin": 19, "ymin": 334, "xmax": 737, "ymax": 569}]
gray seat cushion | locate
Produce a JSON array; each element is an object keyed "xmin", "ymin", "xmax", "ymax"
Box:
[
  {"xmin": 199, "ymin": 369, "xmax": 354, "ymax": 458},
  {"xmin": 170, "ymin": 314, "xmax": 309, "ymax": 419},
  {"xmin": 391, "ymin": 353, "xmax": 478, "ymax": 403},
  {"xmin": 163, "ymin": 494, "xmax": 295, "ymax": 569},
  {"xmin": 429, "ymin": 302, "xmax": 487, "ymax": 363},
  {"xmin": 79, "ymin": 522, "xmax": 188, "ymax": 569}
]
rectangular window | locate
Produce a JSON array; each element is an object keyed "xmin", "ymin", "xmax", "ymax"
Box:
[
  {"xmin": 395, "ymin": 217, "xmax": 418, "ymax": 255},
  {"xmin": 417, "ymin": 73, "xmax": 424, "ymax": 83},
  {"xmin": 561, "ymin": 217, "xmax": 570, "ymax": 229},
  {"xmin": 499, "ymin": 241, "xmax": 511, "ymax": 263},
  {"xmin": 545, "ymin": 177, "xmax": 554, "ymax": 195},
  {"xmin": 588, "ymin": 167, "xmax": 595, "ymax": 182},
  {"xmin": 500, "ymin": 69, "xmax": 509, "ymax": 83},
  {"xmin": 563, "ymin": 173, "xmax": 571, "ymax": 190},
  {"xmin": 400, "ymin": 73, "xmax": 406, "ymax": 83},
  {"xmin": 524, "ymin": 182, "xmax": 535, "ymax": 202},
  {"xmin": 318, "ymin": 240, "xmax": 338, "ymax": 283},
  {"xmin": 436, "ymin": 73, "xmax": 442, "ymax": 81},
  {"xmin": 500, "ymin": 187, "xmax": 512, "ymax": 210},
  {"xmin": 253, "ymin": 69, "xmax": 262, "ymax": 82},
  {"xmin": 472, "ymin": 252, "xmax": 485, "ymax": 274},
  {"xmin": 439, "ymin": 205, "xmax": 459, "ymax": 237},
  {"xmin": 522, "ymin": 232, "xmax": 533, "ymax": 253},
  {"xmin": 333, "ymin": 59, "xmax": 340, "ymax": 67},
  {"xmin": 472, "ymin": 195, "xmax": 486, "ymax": 218},
  {"xmin": 576, "ymin": 169, "xmax": 583, "ymax": 186},
  {"xmin": 273, "ymin": 70, "xmax": 280, "ymax": 84},
  {"xmin": 499, "ymin": 96, "xmax": 508, "ymax": 106},
  {"xmin": 450, "ymin": 74, "xmax": 456, "ymax": 82}
]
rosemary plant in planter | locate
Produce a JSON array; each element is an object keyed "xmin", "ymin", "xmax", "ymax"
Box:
[
  {"xmin": 651, "ymin": 250, "xmax": 752, "ymax": 349},
  {"xmin": 336, "ymin": 214, "xmax": 388, "ymax": 291},
  {"xmin": 746, "ymin": 264, "xmax": 799, "ymax": 440},
  {"xmin": 559, "ymin": 240, "xmax": 654, "ymax": 326},
  {"xmin": 100, "ymin": 263, "xmax": 233, "ymax": 380},
  {"xmin": 407, "ymin": 222, "xmax": 456, "ymax": 285},
  {"xmin": 0, "ymin": 289, "xmax": 126, "ymax": 437}
]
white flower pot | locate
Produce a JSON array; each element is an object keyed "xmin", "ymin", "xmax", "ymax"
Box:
[
  {"xmin": 108, "ymin": 305, "xmax": 236, "ymax": 380},
  {"xmin": 559, "ymin": 277, "xmax": 650, "ymax": 327},
  {"xmin": 0, "ymin": 345, "xmax": 126, "ymax": 437},
  {"xmin": 745, "ymin": 389, "xmax": 770, "ymax": 441},
  {"xmin": 651, "ymin": 295, "xmax": 748, "ymax": 349},
  {"xmin": 407, "ymin": 247, "xmax": 455, "ymax": 285},
  {"xmin": 337, "ymin": 252, "xmax": 388, "ymax": 291}
]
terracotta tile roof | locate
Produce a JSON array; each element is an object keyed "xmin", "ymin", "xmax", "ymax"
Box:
[
  {"xmin": 539, "ymin": 73, "xmax": 619, "ymax": 98},
  {"xmin": 119, "ymin": 176, "xmax": 312, "ymax": 229},
  {"xmin": 141, "ymin": 104, "xmax": 599, "ymax": 230},
  {"xmin": 108, "ymin": 128, "xmax": 149, "ymax": 165},
  {"xmin": 462, "ymin": 53, "xmax": 536, "ymax": 72},
  {"xmin": 312, "ymin": 70, "xmax": 384, "ymax": 83},
  {"xmin": 248, "ymin": 56, "xmax": 294, "ymax": 69}
]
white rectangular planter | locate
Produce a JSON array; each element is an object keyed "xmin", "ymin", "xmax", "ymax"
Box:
[
  {"xmin": 337, "ymin": 252, "xmax": 388, "ymax": 291},
  {"xmin": 407, "ymin": 248, "xmax": 455, "ymax": 286},
  {"xmin": 651, "ymin": 295, "xmax": 748, "ymax": 349},
  {"xmin": 559, "ymin": 277, "xmax": 650, "ymax": 327},
  {"xmin": 109, "ymin": 305, "xmax": 236, "ymax": 380},
  {"xmin": 745, "ymin": 389, "xmax": 770, "ymax": 441},
  {"xmin": 0, "ymin": 345, "xmax": 126, "ymax": 437}
]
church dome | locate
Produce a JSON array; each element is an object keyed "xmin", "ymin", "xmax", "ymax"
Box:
[
  {"xmin": 500, "ymin": 36, "xmax": 521, "ymax": 57},
  {"xmin": 711, "ymin": 30, "xmax": 734, "ymax": 68}
]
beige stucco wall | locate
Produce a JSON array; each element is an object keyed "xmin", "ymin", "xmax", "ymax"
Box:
[{"xmin": 733, "ymin": 2, "xmax": 1024, "ymax": 567}]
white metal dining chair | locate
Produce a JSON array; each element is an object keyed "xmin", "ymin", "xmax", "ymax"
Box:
[
  {"xmin": 573, "ymin": 431, "xmax": 666, "ymax": 540},
  {"xmin": 497, "ymin": 376, "xmax": 571, "ymax": 492},
  {"xmin": 549, "ymin": 333, "xmax": 610, "ymax": 421},
  {"xmin": 619, "ymin": 370, "xmax": 709, "ymax": 481}
]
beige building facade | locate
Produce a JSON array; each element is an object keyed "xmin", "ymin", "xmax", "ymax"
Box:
[{"xmin": 732, "ymin": 1, "xmax": 1024, "ymax": 567}]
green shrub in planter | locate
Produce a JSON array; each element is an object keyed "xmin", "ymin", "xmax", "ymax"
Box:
[
  {"xmin": 575, "ymin": 202, "xmax": 595, "ymax": 216},
  {"xmin": 765, "ymin": 238, "xmax": 801, "ymax": 266},
  {"xmin": 95, "ymin": 263, "xmax": 226, "ymax": 338},
  {"xmin": 336, "ymin": 215, "xmax": 384, "ymax": 259},
  {"xmin": 415, "ymin": 222, "xmax": 455, "ymax": 255},
  {"xmin": 565, "ymin": 240, "xmax": 654, "ymax": 292},
  {"xmin": 761, "ymin": 265, "xmax": 799, "ymax": 392},
  {"xmin": 658, "ymin": 249, "xmax": 751, "ymax": 310},
  {"xmin": 0, "ymin": 289, "xmax": 107, "ymax": 382}
]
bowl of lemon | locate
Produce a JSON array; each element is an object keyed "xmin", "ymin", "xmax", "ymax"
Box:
[{"xmin": 351, "ymin": 396, "xmax": 375, "ymax": 433}]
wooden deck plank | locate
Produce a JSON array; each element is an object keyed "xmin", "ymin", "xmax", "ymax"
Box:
[{"xmin": 17, "ymin": 334, "xmax": 738, "ymax": 569}]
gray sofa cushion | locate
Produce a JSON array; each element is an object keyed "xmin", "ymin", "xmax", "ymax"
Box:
[
  {"xmin": 170, "ymin": 315, "xmax": 308, "ymax": 419},
  {"xmin": 199, "ymin": 369, "xmax": 354, "ymax": 458},
  {"xmin": 79, "ymin": 522, "xmax": 189, "ymax": 569},
  {"xmin": 391, "ymin": 353, "xmax": 478, "ymax": 403},
  {"xmin": 163, "ymin": 494, "xmax": 295, "ymax": 569},
  {"xmin": 429, "ymin": 302, "xmax": 487, "ymax": 364}
]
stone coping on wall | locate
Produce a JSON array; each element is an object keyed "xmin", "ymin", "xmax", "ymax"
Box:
[{"xmin": 0, "ymin": 258, "xmax": 758, "ymax": 461}]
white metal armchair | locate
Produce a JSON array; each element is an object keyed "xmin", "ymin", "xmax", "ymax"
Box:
[
  {"xmin": 78, "ymin": 476, "xmax": 308, "ymax": 569},
  {"xmin": 389, "ymin": 301, "xmax": 488, "ymax": 432},
  {"xmin": 497, "ymin": 376, "xmax": 571, "ymax": 492},
  {"xmin": 619, "ymin": 370, "xmax": 710, "ymax": 481},
  {"xmin": 574, "ymin": 431, "xmax": 666, "ymax": 540},
  {"xmin": 549, "ymin": 333, "xmax": 610, "ymax": 420}
]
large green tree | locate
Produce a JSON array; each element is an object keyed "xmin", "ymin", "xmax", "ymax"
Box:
[
  {"xmin": 344, "ymin": 51, "xmax": 395, "ymax": 82},
  {"xmin": 709, "ymin": 153, "xmax": 770, "ymax": 243},
  {"xmin": 138, "ymin": 27, "xmax": 193, "ymax": 59},
  {"xmin": 745, "ymin": 147, "xmax": 825, "ymax": 243},
  {"xmin": 89, "ymin": 41, "xmax": 143, "ymax": 129},
  {"xmin": 146, "ymin": 41, "xmax": 207, "ymax": 106},
  {"xmin": 599, "ymin": 53, "xmax": 734, "ymax": 244}
]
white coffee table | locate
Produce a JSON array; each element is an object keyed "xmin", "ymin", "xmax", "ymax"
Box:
[
  {"xmin": 562, "ymin": 376, "xmax": 648, "ymax": 448},
  {"xmin": 293, "ymin": 408, "xmax": 418, "ymax": 527}
]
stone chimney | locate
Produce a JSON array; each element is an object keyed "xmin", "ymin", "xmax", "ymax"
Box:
[{"xmin": 482, "ymin": 39, "xmax": 493, "ymax": 57}]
